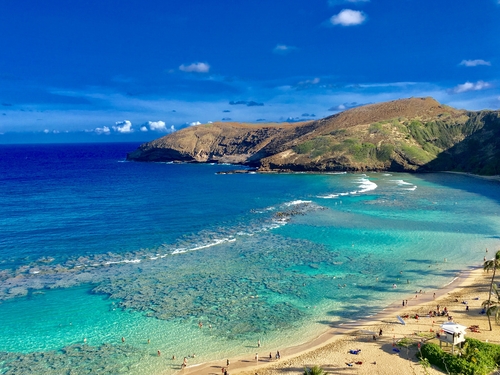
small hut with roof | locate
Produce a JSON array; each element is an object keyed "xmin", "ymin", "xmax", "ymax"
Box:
[{"xmin": 437, "ymin": 322, "xmax": 467, "ymax": 354}]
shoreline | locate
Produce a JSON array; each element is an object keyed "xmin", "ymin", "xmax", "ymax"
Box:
[
  {"xmin": 442, "ymin": 171, "xmax": 500, "ymax": 182},
  {"xmin": 177, "ymin": 262, "xmax": 497, "ymax": 375}
]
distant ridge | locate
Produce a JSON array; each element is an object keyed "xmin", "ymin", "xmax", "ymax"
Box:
[{"xmin": 127, "ymin": 97, "xmax": 500, "ymax": 175}]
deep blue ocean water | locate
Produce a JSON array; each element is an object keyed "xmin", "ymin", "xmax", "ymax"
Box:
[{"xmin": 1, "ymin": 143, "xmax": 499, "ymax": 374}]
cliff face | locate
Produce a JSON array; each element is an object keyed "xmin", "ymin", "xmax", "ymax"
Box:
[{"xmin": 127, "ymin": 97, "xmax": 500, "ymax": 175}]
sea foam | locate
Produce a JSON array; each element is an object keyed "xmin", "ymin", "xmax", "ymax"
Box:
[{"xmin": 318, "ymin": 177, "xmax": 377, "ymax": 198}]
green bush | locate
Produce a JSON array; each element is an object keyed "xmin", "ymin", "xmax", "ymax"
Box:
[
  {"xmin": 293, "ymin": 137, "xmax": 333, "ymax": 157},
  {"xmin": 418, "ymin": 338, "xmax": 500, "ymax": 375},
  {"xmin": 400, "ymin": 145, "xmax": 434, "ymax": 164},
  {"xmin": 369, "ymin": 123, "xmax": 383, "ymax": 134},
  {"xmin": 294, "ymin": 141, "xmax": 314, "ymax": 154},
  {"xmin": 330, "ymin": 129, "xmax": 346, "ymax": 136},
  {"xmin": 376, "ymin": 144, "xmax": 394, "ymax": 162}
]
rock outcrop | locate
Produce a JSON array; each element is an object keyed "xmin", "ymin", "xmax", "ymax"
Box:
[{"xmin": 127, "ymin": 97, "xmax": 500, "ymax": 175}]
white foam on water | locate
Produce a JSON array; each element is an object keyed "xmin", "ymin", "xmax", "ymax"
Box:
[
  {"xmin": 319, "ymin": 193, "xmax": 339, "ymax": 198},
  {"xmin": 284, "ymin": 200, "xmax": 312, "ymax": 206},
  {"xmin": 357, "ymin": 177, "xmax": 378, "ymax": 193},
  {"xmin": 171, "ymin": 238, "xmax": 237, "ymax": 255},
  {"xmin": 104, "ymin": 259, "xmax": 141, "ymax": 265},
  {"xmin": 390, "ymin": 179, "xmax": 413, "ymax": 186},
  {"xmin": 318, "ymin": 177, "xmax": 377, "ymax": 198}
]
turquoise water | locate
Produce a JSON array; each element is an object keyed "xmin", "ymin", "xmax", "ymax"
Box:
[{"xmin": 0, "ymin": 143, "xmax": 499, "ymax": 374}]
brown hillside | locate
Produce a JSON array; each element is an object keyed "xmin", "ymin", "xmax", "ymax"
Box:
[{"xmin": 127, "ymin": 97, "xmax": 500, "ymax": 175}]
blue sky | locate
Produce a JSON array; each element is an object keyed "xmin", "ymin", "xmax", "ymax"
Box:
[{"xmin": 0, "ymin": 0, "xmax": 499, "ymax": 143}]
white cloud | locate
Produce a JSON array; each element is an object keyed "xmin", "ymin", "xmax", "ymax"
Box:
[
  {"xmin": 94, "ymin": 126, "xmax": 110, "ymax": 134},
  {"xmin": 189, "ymin": 121, "xmax": 201, "ymax": 126},
  {"xmin": 112, "ymin": 120, "xmax": 133, "ymax": 133},
  {"xmin": 273, "ymin": 44, "xmax": 298, "ymax": 55},
  {"xmin": 331, "ymin": 9, "xmax": 366, "ymax": 26},
  {"xmin": 295, "ymin": 77, "xmax": 321, "ymax": 90},
  {"xmin": 179, "ymin": 62, "xmax": 210, "ymax": 73},
  {"xmin": 43, "ymin": 129, "xmax": 49, "ymax": 133},
  {"xmin": 140, "ymin": 126, "xmax": 148, "ymax": 132},
  {"xmin": 459, "ymin": 59, "xmax": 491, "ymax": 67},
  {"xmin": 147, "ymin": 120, "xmax": 167, "ymax": 131},
  {"xmin": 299, "ymin": 78, "xmax": 320, "ymax": 85},
  {"xmin": 450, "ymin": 80, "xmax": 492, "ymax": 94}
]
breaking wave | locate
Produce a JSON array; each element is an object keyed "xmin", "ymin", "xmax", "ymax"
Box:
[{"xmin": 317, "ymin": 177, "xmax": 378, "ymax": 199}]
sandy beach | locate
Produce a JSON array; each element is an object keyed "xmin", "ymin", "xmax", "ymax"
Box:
[{"xmin": 179, "ymin": 265, "xmax": 499, "ymax": 375}]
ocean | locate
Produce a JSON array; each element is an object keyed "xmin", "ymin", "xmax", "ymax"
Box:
[{"xmin": 1, "ymin": 142, "xmax": 499, "ymax": 374}]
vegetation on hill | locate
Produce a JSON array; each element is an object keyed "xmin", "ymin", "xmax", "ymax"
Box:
[{"xmin": 127, "ymin": 97, "xmax": 500, "ymax": 176}]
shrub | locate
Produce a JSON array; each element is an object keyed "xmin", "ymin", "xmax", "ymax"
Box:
[
  {"xmin": 400, "ymin": 145, "xmax": 434, "ymax": 164},
  {"xmin": 369, "ymin": 123, "xmax": 383, "ymax": 134},
  {"xmin": 376, "ymin": 144, "xmax": 394, "ymax": 162},
  {"xmin": 293, "ymin": 137, "xmax": 333, "ymax": 157},
  {"xmin": 294, "ymin": 141, "xmax": 314, "ymax": 154},
  {"xmin": 418, "ymin": 338, "xmax": 500, "ymax": 375},
  {"xmin": 330, "ymin": 129, "xmax": 346, "ymax": 136}
]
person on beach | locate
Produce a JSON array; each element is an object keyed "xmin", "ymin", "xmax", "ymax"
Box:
[
  {"xmin": 157, "ymin": 350, "xmax": 161, "ymax": 356},
  {"xmin": 227, "ymin": 359, "xmax": 230, "ymax": 366},
  {"xmin": 198, "ymin": 321, "xmax": 203, "ymax": 329},
  {"xmin": 221, "ymin": 367, "xmax": 225, "ymax": 374},
  {"xmin": 402, "ymin": 300, "xmax": 405, "ymax": 306},
  {"xmin": 121, "ymin": 337, "xmax": 125, "ymax": 343},
  {"xmin": 258, "ymin": 339, "xmax": 261, "ymax": 347},
  {"xmin": 172, "ymin": 355, "xmax": 176, "ymax": 360},
  {"xmin": 379, "ymin": 329, "xmax": 382, "ymax": 336},
  {"xmin": 183, "ymin": 357, "xmax": 188, "ymax": 368},
  {"xmin": 276, "ymin": 351, "xmax": 280, "ymax": 359},
  {"xmin": 255, "ymin": 353, "xmax": 259, "ymax": 361}
]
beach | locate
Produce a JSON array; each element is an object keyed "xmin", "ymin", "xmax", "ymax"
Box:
[
  {"xmin": 180, "ymin": 266, "xmax": 499, "ymax": 375},
  {"xmin": 2, "ymin": 145, "xmax": 500, "ymax": 375}
]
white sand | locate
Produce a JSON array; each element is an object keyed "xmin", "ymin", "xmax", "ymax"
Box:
[{"xmin": 178, "ymin": 267, "xmax": 499, "ymax": 375}]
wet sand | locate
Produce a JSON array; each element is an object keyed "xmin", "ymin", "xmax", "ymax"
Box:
[{"xmin": 177, "ymin": 265, "xmax": 499, "ymax": 375}]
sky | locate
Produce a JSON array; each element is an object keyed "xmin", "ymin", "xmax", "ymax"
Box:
[{"xmin": 0, "ymin": 0, "xmax": 499, "ymax": 143}]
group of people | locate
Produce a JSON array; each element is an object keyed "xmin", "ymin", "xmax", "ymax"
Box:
[
  {"xmin": 428, "ymin": 304, "xmax": 450, "ymax": 318},
  {"xmin": 255, "ymin": 350, "xmax": 280, "ymax": 361}
]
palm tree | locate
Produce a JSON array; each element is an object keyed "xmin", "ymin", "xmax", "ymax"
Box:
[
  {"xmin": 304, "ymin": 365, "xmax": 327, "ymax": 375},
  {"xmin": 483, "ymin": 250, "xmax": 500, "ymax": 331},
  {"xmin": 482, "ymin": 284, "xmax": 500, "ymax": 327}
]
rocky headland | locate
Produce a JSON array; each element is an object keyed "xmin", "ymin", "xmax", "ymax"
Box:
[{"xmin": 127, "ymin": 97, "xmax": 500, "ymax": 175}]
